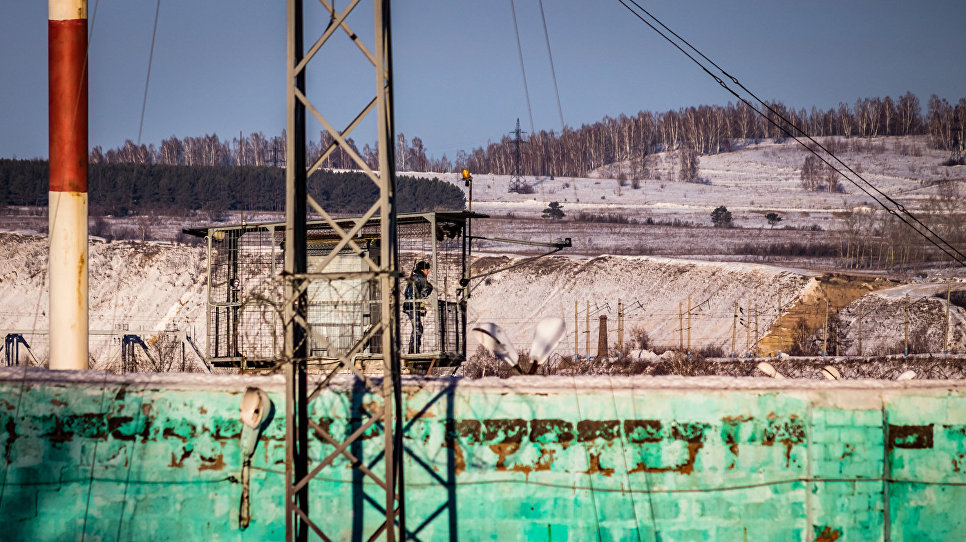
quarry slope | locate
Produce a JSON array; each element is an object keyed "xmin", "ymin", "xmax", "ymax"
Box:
[{"xmin": 1, "ymin": 232, "xmax": 962, "ymax": 367}]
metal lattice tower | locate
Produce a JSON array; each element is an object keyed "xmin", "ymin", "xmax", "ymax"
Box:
[
  {"xmin": 952, "ymin": 113, "xmax": 963, "ymax": 164},
  {"xmin": 284, "ymin": 1, "xmax": 403, "ymax": 540},
  {"xmin": 507, "ymin": 118, "xmax": 531, "ymax": 193}
]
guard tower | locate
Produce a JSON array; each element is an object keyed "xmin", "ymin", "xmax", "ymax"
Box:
[{"xmin": 185, "ymin": 210, "xmax": 483, "ymax": 372}]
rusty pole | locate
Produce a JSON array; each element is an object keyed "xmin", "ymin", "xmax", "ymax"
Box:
[
  {"xmin": 49, "ymin": 0, "xmax": 89, "ymax": 370},
  {"xmin": 597, "ymin": 315, "xmax": 608, "ymax": 358}
]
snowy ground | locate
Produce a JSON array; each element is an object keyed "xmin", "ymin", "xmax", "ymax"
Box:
[
  {"xmin": 2, "ymin": 231, "xmax": 962, "ymax": 369},
  {"xmin": 2, "ymin": 136, "xmax": 965, "ymax": 371}
]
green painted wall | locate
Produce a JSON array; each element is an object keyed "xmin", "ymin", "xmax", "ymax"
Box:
[{"xmin": 1, "ymin": 369, "xmax": 964, "ymax": 540}]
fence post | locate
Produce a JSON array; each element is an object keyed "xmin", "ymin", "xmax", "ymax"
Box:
[
  {"xmin": 687, "ymin": 295, "xmax": 692, "ymax": 357},
  {"xmin": 617, "ymin": 299, "xmax": 624, "ymax": 354},
  {"xmin": 904, "ymin": 294, "xmax": 909, "ymax": 356},
  {"xmin": 858, "ymin": 303, "xmax": 863, "ymax": 356},
  {"xmin": 574, "ymin": 299, "xmax": 578, "ymax": 360},
  {"xmin": 732, "ymin": 301, "xmax": 737, "ymax": 358},
  {"xmin": 945, "ymin": 277, "xmax": 951, "ymax": 355},
  {"xmin": 678, "ymin": 301, "xmax": 684, "ymax": 351},
  {"xmin": 745, "ymin": 300, "xmax": 751, "ymax": 357},
  {"xmin": 823, "ymin": 298, "xmax": 829, "ymax": 357},
  {"xmin": 754, "ymin": 306, "xmax": 759, "ymax": 358},
  {"xmin": 777, "ymin": 292, "xmax": 783, "ymax": 356},
  {"xmin": 585, "ymin": 300, "xmax": 590, "ymax": 360}
]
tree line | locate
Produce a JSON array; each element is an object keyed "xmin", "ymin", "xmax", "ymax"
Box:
[
  {"xmin": 458, "ymin": 93, "xmax": 964, "ymax": 178},
  {"xmin": 0, "ymin": 160, "xmax": 464, "ymax": 216},
  {"xmin": 70, "ymin": 92, "xmax": 966, "ymax": 179}
]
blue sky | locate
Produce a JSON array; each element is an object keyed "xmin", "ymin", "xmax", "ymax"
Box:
[{"xmin": 3, "ymin": 1, "xmax": 965, "ymax": 161}]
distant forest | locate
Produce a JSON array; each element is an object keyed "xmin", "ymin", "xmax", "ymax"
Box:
[
  {"xmin": 83, "ymin": 93, "xmax": 965, "ymax": 179},
  {"xmin": 0, "ymin": 161, "xmax": 465, "ymax": 216}
]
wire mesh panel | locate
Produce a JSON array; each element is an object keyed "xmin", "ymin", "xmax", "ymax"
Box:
[
  {"xmin": 398, "ymin": 216, "xmax": 465, "ymax": 362},
  {"xmin": 200, "ymin": 213, "xmax": 471, "ymax": 368},
  {"xmin": 208, "ymin": 225, "xmax": 284, "ymax": 365},
  {"xmin": 305, "ymin": 251, "xmax": 375, "ymax": 358}
]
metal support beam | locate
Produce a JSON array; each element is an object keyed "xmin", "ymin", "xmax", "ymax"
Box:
[{"xmin": 284, "ymin": 1, "xmax": 402, "ymax": 539}]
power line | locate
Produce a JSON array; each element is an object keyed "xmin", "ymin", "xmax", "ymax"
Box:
[
  {"xmin": 537, "ymin": 0, "xmax": 565, "ymax": 132},
  {"xmin": 615, "ymin": 0, "xmax": 966, "ymax": 268},
  {"xmin": 509, "ymin": 0, "xmax": 536, "ymax": 136},
  {"xmin": 137, "ymin": 0, "xmax": 162, "ymax": 145}
]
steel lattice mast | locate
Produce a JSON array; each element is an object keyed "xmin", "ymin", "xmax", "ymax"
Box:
[{"xmin": 284, "ymin": 1, "xmax": 403, "ymax": 540}]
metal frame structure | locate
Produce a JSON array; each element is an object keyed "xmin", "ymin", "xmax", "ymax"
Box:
[
  {"xmin": 186, "ymin": 211, "xmax": 480, "ymax": 372},
  {"xmin": 284, "ymin": 1, "xmax": 403, "ymax": 540}
]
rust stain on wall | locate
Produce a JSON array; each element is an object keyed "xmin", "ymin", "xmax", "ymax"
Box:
[
  {"xmin": 530, "ymin": 419, "xmax": 575, "ymax": 448},
  {"xmin": 763, "ymin": 417, "xmax": 806, "ymax": 467},
  {"xmin": 815, "ymin": 525, "xmax": 842, "ymax": 541},
  {"xmin": 489, "ymin": 442, "xmax": 522, "ymax": 471},
  {"xmin": 199, "ymin": 453, "xmax": 226, "ymax": 471},
  {"xmin": 169, "ymin": 448, "xmax": 192, "ymax": 468},
  {"xmin": 42, "ymin": 413, "xmax": 104, "ymax": 442},
  {"xmin": 625, "ymin": 420, "xmax": 662, "ymax": 443},
  {"xmin": 889, "ymin": 424, "xmax": 933, "ymax": 449},
  {"xmin": 577, "ymin": 420, "xmax": 620, "ymax": 442},
  {"xmin": 629, "ymin": 441, "xmax": 704, "ymax": 475},
  {"xmin": 585, "ymin": 452, "xmax": 615, "ymax": 476}
]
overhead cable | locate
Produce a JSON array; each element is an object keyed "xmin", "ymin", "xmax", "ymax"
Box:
[
  {"xmin": 509, "ymin": 0, "xmax": 536, "ymax": 136},
  {"xmin": 616, "ymin": 0, "xmax": 966, "ymax": 267},
  {"xmin": 538, "ymin": 0, "xmax": 566, "ymax": 132},
  {"xmin": 138, "ymin": 0, "xmax": 162, "ymax": 145}
]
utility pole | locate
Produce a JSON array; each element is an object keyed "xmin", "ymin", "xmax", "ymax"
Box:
[{"xmin": 49, "ymin": 0, "xmax": 89, "ymax": 371}]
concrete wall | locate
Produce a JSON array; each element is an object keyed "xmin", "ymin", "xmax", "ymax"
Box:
[{"xmin": 1, "ymin": 368, "xmax": 964, "ymax": 540}]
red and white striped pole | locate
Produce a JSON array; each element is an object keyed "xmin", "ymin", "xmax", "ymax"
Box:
[{"xmin": 48, "ymin": 0, "xmax": 89, "ymax": 370}]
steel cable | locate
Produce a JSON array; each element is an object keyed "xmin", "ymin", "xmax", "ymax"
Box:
[{"xmin": 616, "ymin": 0, "xmax": 966, "ymax": 267}]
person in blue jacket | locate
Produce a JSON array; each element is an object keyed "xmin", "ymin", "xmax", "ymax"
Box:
[{"xmin": 404, "ymin": 260, "xmax": 434, "ymax": 353}]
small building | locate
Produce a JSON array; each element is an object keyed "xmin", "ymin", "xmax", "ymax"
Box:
[{"xmin": 184, "ymin": 211, "xmax": 485, "ymax": 371}]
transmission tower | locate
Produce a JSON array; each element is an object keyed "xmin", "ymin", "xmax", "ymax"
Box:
[
  {"xmin": 284, "ymin": 1, "xmax": 403, "ymax": 540},
  {"xmin": 508, "ymin": 118, "xmax": 532, "ymax": 193},
  {"xmin": 951, "ymin": 113, "xmax": 963, "ymax": 165}
]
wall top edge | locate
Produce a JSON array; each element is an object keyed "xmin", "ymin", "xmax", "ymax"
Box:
[{"xmin": 0, "ymin": 368, "xmax": 962, "ymax": 395}]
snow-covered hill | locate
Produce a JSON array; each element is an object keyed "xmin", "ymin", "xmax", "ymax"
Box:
[{"xmin": 2, "ymin": 232, "xmax": 962, "ymax": 369}]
